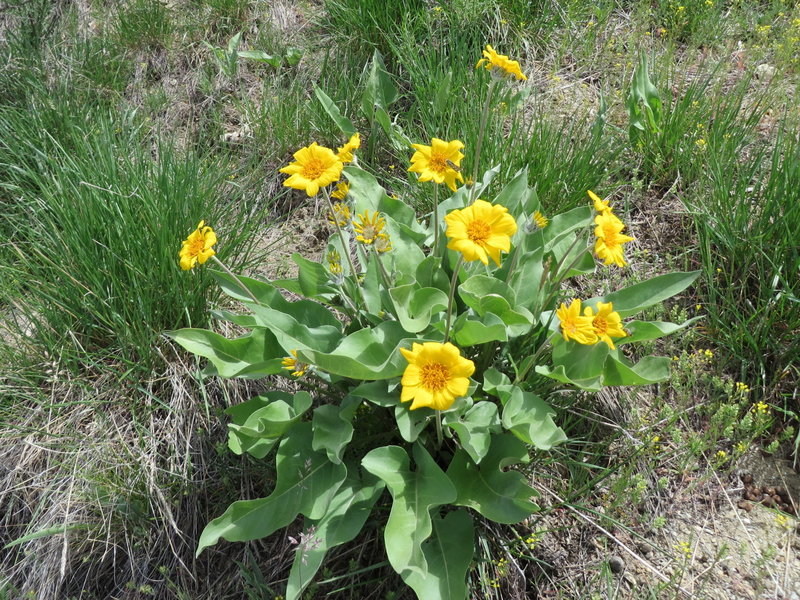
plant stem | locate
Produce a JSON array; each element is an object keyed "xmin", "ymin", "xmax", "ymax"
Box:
[
  {"xmin": 432, "ymin": 184, "xmax": 439, "ymax": 253},
  {"xmin": 374, "ymin": 247, "xmax": 393, "ymax": 290},
  {"xmin": 443, "ymin": 256, "xmax": 464, "ymax": 344},
  {"xmin": 514, "ymin": 332, "xmax": 559, "ymax": 384},
  {"xmin": 435, "ymin": 412, "xmax": 443, "ymax": 450},
  {"xmin": 210, "ymin": 256, "xmax": 260, "ymax": 305},
  {"xmin": 470, "ymin": 78, "xmax": 497, "ymax": 204},
  {"xmin": 323, "ymin": 188, "xmax": 360, "ymax": 281}
]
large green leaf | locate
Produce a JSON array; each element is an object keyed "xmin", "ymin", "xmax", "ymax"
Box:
[
  {"xmin": 403, "ymin": 510, "xmax": 474, "ymax": 600},
  {"xmin": 446, "ymin": 434, "xmax": 538, "ymax": 524},
  {"xmin": 197, "ymin": 423, "xmax": 347, "ymax": 555},
  {"xmin": 493, "ymin": 167, "xmax": 530, "ymax": 216},
  {"xmin": 452, "ymin": 312, "xmax": 507, "ymax": 346},
  {"xmin": 459, "ymin": 275, "xmax": 516, "ymax": 312},
  {"xmin": 362, "ymin": 444, "xmax": 457, "ymax": 576},
  {"xmin": 345, "ymin": 166, "xmax": 418, "ymax": 228},
  {"xmin": 444, "ymin": 400, "xmax": 502, "ymax": 463},
  {"xmin": 165, "ymin": 327, "xmax": 284, "ymax": 378},
  {"xmin": 602, "ymin": 354, "xmax": 671, "ymax": 386},
  {"xmin": 598, "ymin": 271, "xmax": 700, "ymax": 317},
  {"xmin": 227, "ymin": 391, "xmax": 313, "ymax": 458},
  {"xmin": 314, "ymin": 85, "xmax": 356, "ymax": 136},
  {"xmin": 299, "ymin": 321, "xmax": 410, "ymax": 380},
  {"xmin": 312, "ymin": 397, "xmax": 360, "ymax": 464},
  {"xmin": 618, "ymin": 317, "xmax": 701, "ymax": 345},
  {"xmin": 542, "ymin": 206, "xmax": 593, "ymax": 252},
  {"xmin": 534, "ymin": 364, "xmax": 603, "ymax": 391},
  {"xmin": 501, "ymin": 388, "xmax": 567, "ymax": 450},
  {"xmin": 390, "ymin": 284, "xmax": 448, "ymax": 333},
  {"xmin": 285, "ymin": 472, "xmax": 385, "ymax": 600},
  {"xmin": 362, "ymin": 50, "xmax": 398, "ymax": 121},
  {"xmin": 292, "ymin": 253, "xmax": 338, "ymax": 300},
  {"xmin": 395, "ymin": 404, "xmax": 434, "ymax": 442}
]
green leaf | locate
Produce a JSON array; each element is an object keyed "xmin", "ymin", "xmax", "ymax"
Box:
[
  {"xmin": 493, "ymin": 167, "xmax": 530, "ymax": 215},
  {"xmin": 299, "ymin": 321, "xmax": 410, "ymax": 380},
  {"xmin": 227, "ymin": 391, "xmax": 313, "ymax": 458},
  {"xmin": 390, "ymin": 285, "xmax": 448, "ymax": 333},
  {"xmin": 602, "ymin": 354, "xmax": 671, "ymax": 386},
  {"xmin": 312, "ymin": 397, "xmax": 360, "ymax": 464},
  {"xmin": 362, "ymin": 444, "xmax": 457, "ymax": 576},
  {"xmin": 618, "ymin": 317, "xmax": 701, "ymax": 345},
  {"xmin": 165, "ymin": 327, "xmax": 284, "ymax": 378},
  {"xmin": 362, "ymin": 50, "xmax": 398, "ymax": 120},
  {"xmin": 292, "ymin": 253, "xmax": 337, "ymax": 300},
  {"xmin": 550, "ymin": 336, "xmax": 610, "ymax": 381},
  {"xmin": 482, "ymin": 368, "xmax": 511, "ymax": 396},
  {"xmin": 534, "ymin": 364, "xmax": 602, "ymax": 391},
  {"xmin": 3, "ymin": 523, "xmax": 93, "ymax": 550},
  {"xmin": 197, "ymin": 423, "xmax": 347, "ymax": 555},
  {"xmin": 599, "ymin": 271, "xmax": 700, "ymax": 317},
  {"xmin": 350, "ymin": 380, "xmax": 398, "ymax": 407},
  {"xmin": 501, "ymin": 389, "xmax": 567, "ymax": 450},
  {"xmin": 446, "ymin": 434, "xmax": 538, "ymax": 524},
  {"xmin": 452, "ymin": 312, "xmax": 507, "ymax": 346},
  {"xmin": 443, "ymin": 400, "xmax": 502, "ymax": 463},
  {"xmin": 237, "ymin": 50, "xmax": 281, "ymax": 67},
  {"xmin": 459, "ymin": 275, "xmax": 516, "ymax": 312},
  {"xmin": 314, "ymin": 85, "xmax": 356, "ymax": 136},
  {"xmin": 402, "ymin": 510, "xmax": 474, "ymax": 600},
  {"xmin": 542, "ymin": 206, "xmax": 593, "ymax": 252},
  {"xmin": 394, "ymin": 404, "xmax": 433, "ymax": 442},
  {"xmin": 285, "ymin": 46, "xmax": 303, "ymax": 66},
  {"xmin": 285, "ymin": 473, "xmax": 385, "ymax": 600}
]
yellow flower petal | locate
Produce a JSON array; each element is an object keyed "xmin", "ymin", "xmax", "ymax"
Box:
[{"xmin": 399, "ymin": 342, "xmax": 475, "ymax": 411}]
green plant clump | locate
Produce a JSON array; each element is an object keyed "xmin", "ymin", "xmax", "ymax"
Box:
[{"xmin": 169, "ymin": 47, "xmax": 698, "ymax": 600}]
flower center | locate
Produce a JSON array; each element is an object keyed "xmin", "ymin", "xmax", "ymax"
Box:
[
  {"xmin": 429, "ymin": 151, "xmax": 448, "ymax": 174},
  {"xmin": 302, "ymin": 158, "xmax": 327, "ymax": 180},
  {"xmin": 188, "ymin": 237, "xmax": 206, "ymax": 256},
  {"xmin": 420, "ymin": 362, "xmax": 449, "ymax": 391},
  {"xmin": 593, "ymin": 316, "xmax": 608, "ymax": 334},
  {"xmin": 602, "ymin": 224, "xmax": 619, "ymax": 245},
  {"xmin": 565, "ymin": 317, "xmax": 578, "ymax": 334},
  {"xmin": 466, "ymin": 219, "xmax": 491, "ymax": 244},
  {"xmin": 360, "ymin": 225, "xmax": 378, "ymax": 242}
]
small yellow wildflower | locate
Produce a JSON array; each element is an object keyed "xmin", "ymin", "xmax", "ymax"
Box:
[
  {"xmin": 336, "ymin": 133, "xmax": 361, "ymax": 163},
  {"xmin": 716, "ymin": 450, "xmax": 728, "ymax": 460},
  {"xmin": 695, "ymin": 138, "xmax": 707, "ymax": 149},
  {"xmin": 594, "ymin": 212, "xmax": 634, "ymax": 267},
  {"xmin": 280, "ymin": 142, "xmax": 343, "ymax": 196},
  {"xmin": 752, "ymin": 401, "xmax": 770, "ymax": 415},
  {"xmin": 556, "ymin": 299, "xmax": 597, "ymax": 345},
  {"xmin": 331, "ymin": 181, "xmax": 349, "ymax": 201},
  {"xmin": 674, "ymin": 541, "xmax": 692, "ymax": 559},
  {"xmin": 179, "ymin": 220, "xmax": 217, "ymax": 271},
  {"xmin": 583, "ymin": 302, "xmax": 627, "ymax": 349},
  {"xmin": 735, "ymin": 382, "xmax": 750, "ymax": 393},
  {"xmin": 399, "ymin": 341, "xmax": 475, "ymax": 411},
  {"xmin": 475, "ymin": 44, "xmax": 527, "ymax": 81},
  {"xmin": 735, "ymin": 441, "xmax": 748, "ymax": 454},
  {"xmin": 328, "ymin": 202, "xmax": 351, "ymax": 227},
  {"xmin": 353, "ymin": 210, "xmax": 386, "ymax": 245},
  {"xmin": 408, "ymin": 138, "xmax": 465, "ymax": 192},
  {"xmin": 374, "ymin": 232, "xmax": 393, "ymax": 253},
  {"xmin": 282, "ymin": 350, "xmax": 308, "ymax": 378},
  {"xmin": 532, "ymin": 210, "xmax": 549, "ymax": 229}
]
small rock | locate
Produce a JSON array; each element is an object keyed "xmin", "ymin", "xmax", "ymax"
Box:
[
  {"xmin": 608, "ymin": 555, "xmax": 625, "ymax": 574},
  {"xmin": 755, "ymin": 63, "xmax": 777, "ymax": 80}
]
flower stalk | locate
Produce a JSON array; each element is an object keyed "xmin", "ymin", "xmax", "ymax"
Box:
[
  {"xmin": 470, "ymin": 78, "xmax": 497, "ymax": 204},
  {"xmin": 443, "ymin": 256, "xmax": 464, "ymax": 344}
]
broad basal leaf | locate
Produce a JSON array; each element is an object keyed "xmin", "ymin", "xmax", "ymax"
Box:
[
  {"xmin": 446, "ymin": 434, "xmax": 538, "ymax": 524},
  {"xmin": 312, "ymin": 397, "xmax": 360, "ymax": 464},
  {"xmin": 362, "ymin": 444, "xmax": 456, "ymax": 576},
  {"xmin": 197, "ymin": 423, "xmax": 347, "ymax": 555},
  {"xmin": 501, "ymin": 388, "xmax": 567, "ymax": 450}
]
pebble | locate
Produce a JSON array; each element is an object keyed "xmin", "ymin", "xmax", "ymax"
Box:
[{"xmin": 608, "ymin": 555, "xmax": 625, "ymax": 574}]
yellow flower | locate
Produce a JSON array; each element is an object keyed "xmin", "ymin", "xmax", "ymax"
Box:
[
  {"xmin": 594, "ymin": 212, "xmax": 634, "ymax": 267},
  {"xmin": 556, "ymin": 299, "xmax": 597, "ymax": 345},
  {"xmin": 374, "ymin": 232, "xmax": 393, "ymax": 253},
  {"xmin": 444, "ymin": 199, "xmax": 517, "ymax": 266},
  {"xmin": 408, "ymin": 138, "xmax": 465, "ymax": 192},
  {"xmin": 179, "ymin": 220, "xmax": 217, "ymax": 271},
  {"xmin": 336, "ymin": 133, "xmax": 361, "ymax": 163},
  {"xmin": 399, "ymin": 342, "xmax": 475, "ymax": 410},
  {"xmin": 583, "ymin": 301, "xmax": 626, "ymax": 349},
  {"xmin": 588, "ymin": 190, "xmax": 612, "ymax": 215},
  {"xmin": 328, "ymin": 202, "xmax": 351, "ymax": 227},
  {"xmin": 282, "ymin": 350, "xmax": 308, "ymax": 377},
  {"xmin": 331, "ymin": 181, "xmax": 350, "ymax": 201},
  {"xmin": 532, "ymin": 210, "xmax": 549, "ymax": 229},
  {"xmin": 475, "ymin": 44, "xmax": 527, "ymax": 81},
  {"xmin": 353, "ymin": 210, "xmax": 386, "ymax": 245},
  {"xmin": 280, "ymin": 142, "xmax": 343, "ymax": 197}
]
